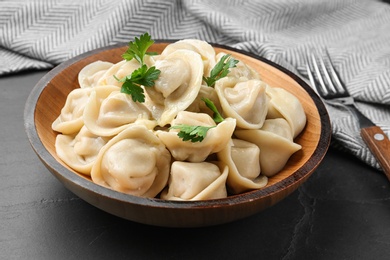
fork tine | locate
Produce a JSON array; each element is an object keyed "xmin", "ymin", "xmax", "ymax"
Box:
[
  {"xmin": 318, "ymin": 52, "xmax": 338, "ymax": 94},
  {"xmin": 305, "ymin": 55, "xmax": 319, "ymax": 94},
  {"xmin": 324, "ymin": 49, "xmax": 348, "ymax": 94},
  {"xmin": 307, "ymin": 52, "xmax": 329, "ymax": 95}
]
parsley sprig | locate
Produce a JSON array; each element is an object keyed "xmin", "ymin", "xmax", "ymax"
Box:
[
  {"xmin": 170, "ymin": 125, "xmax": 213, "ymax": 143},
  {"xmin": 203, "ymin": 54, "xmax": 239, "ymax": 87},
  {"xmin": 170, "ymin": 98, "xmax": 224, "ymax": 143},
  {"xmin": 202, "ymin": 97, "xmax": 224, "ymax": 123},
  {"xmin": 114, "ymin": 65, "xmax": 160, "ymax": 102},
  {"xmin": 116, "ymin": 33, "xmax": 160, "ymax": 103}
]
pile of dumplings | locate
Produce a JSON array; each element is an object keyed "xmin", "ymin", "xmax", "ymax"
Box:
[{"xmin": 52, "ymin": 39, "xmax": 306, "ymax": 201}]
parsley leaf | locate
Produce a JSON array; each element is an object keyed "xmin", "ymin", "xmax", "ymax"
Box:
[
  {"xmin": 129, "ymin": 65, "xmax": 161, "ymax": 87},
  {"xmin": 122, "ymin": 32, "xmax": 157, "ymax": 64},
  {"xmin": 117, "ymin": 64, "xmax": 161, "ymax": 103},
  {"xmin": 121, "ymin": 80, "xmax": 145, "ymax": 103},
  {"xmin": 116, "ymin": 33, "xmax": 161, "ymax": 103},
  {"xmin": 203, "ymin": 54, "xmax": 239, "ymax": 87},
  {"xmin": 201, "ymin": 97, "xmax": 224, "ymax": 123},
  {"xmin": 170, "ymin": 99, "xmax": 224, "ymax": 142},
  {"xmin": 170, "ymin": 124, "xmax": 215, "ymax": 143}
]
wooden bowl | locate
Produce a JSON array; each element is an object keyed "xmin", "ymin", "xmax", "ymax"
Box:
[{"xmin": 24, "ymin": 42, "xmax": 331, "ymax": 228}]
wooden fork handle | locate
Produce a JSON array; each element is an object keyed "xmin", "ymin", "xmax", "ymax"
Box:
[{"xmin": 361, "ymin": 126, "xmax": 390, "ymax": 180}]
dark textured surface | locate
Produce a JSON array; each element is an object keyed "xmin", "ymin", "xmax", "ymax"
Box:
[{"xmin": 1, "ymin": 70, "xmax": 390, "ymax": 259}]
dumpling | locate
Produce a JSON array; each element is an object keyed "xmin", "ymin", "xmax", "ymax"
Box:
[
  {"xmin": 186, "ymin": 84, "xmax": 222, "ymax": 118},
  {"xmin": 160, "ymin": 39, "xmax": 216, "ymax": 77},
  {"xmin": 261, "ymin": 117, "xmax": 294, "ymax": 141},
  {"xmin": 91, "ymin": 125, "xmax": 171, "ymax": 198},
  {"xmin": 216, "ymin": 52, "xmax": 261, "ymax": 80},
  {"xmin": 215, "ymin": 77, "xmax": 268, "ymax": 129},
  {"xmin": 156, "ymin": 111, "xmax": 236, "ymax": 162},
  {"xmin": 78, "ymin": 60, "xmax": 113, "ymax": 88},
  {"xmin": 83, "ymin": 85, "xmax": 155, "ymax": 136},
  {"xmin": 235, "ymin": 118, "xmax": 302, "ymax": 177},
  {"xmin": 96, "ymin": 56, "xmax": 154, "ymax": 87},
  {"xmin": 52, "ymin": 87, "xmax": 93, "ymax": 135},
  {"xmin": 217, "ymin": 139, "xmax": 267, "ymax": 194},
  {"xmin": 144, "ymin": 49, "xmax": 204, "ymax": 126},
  {"xmin": 160, "ymin": 161, "xmax": 228, "ymax": 201},
  {"xmin": 55, "ymin": 126, "xmax": 110, "ymax": 175},
  {"xmin": 266, "ymin": 86, "xmax": 306, "ymax": 138}
]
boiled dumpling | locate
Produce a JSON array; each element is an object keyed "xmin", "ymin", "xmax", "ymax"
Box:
[
  {"xmin": 55, "ymin": 126, "xmax": 110, "ymax": 175},
  {"xmin": 217, "ymin": 139, "xmax": 267, "ymax": 194},
  {"xmin": 78, "ymin": 60, "xmax": 113, "ymax": 88},
  {"xmin": 160, "ymin": 161, "xmax": 228, "ymax": 201},
  {"xmin": 83, "ymin": 85, "xmax": 155, "ymax": 136},
  {"xmin": 261, "ymin": 117, "xmax": 294, "ymax": 141},
  {"xmin": 52, "ymin": 87, "xmax": 93, "ymax": 135},
  {"xmin": 186, "ymin": 84, "xmax": 222, "ymax": 118},
  {"xmin": 216, "ymin": 52, "xmax": 261, "ymax": 80},
  {"xmin": 160, "ymin": 39, "xmax": 216, "ymax": 77},
  {"xmin": 144, "ymin": 49, "xmax": 204, "ymax": 126},
  {"xmin": 215, "ymin": 77, "xmax": 268, "ymax": 129},
  {"xmin": 96, "ymin": 56, "xmax": 154, "ymax": 87},
  {"xmin": 266, "ymin": 86, "xmax": 306, "ymax": 138},
  {"xmin": 235, "ymin": 118, "xmax": 301, "ymax": 177},
  {"xmin": 91, "ymin": 125, "xmax": 171, "ymax": 198},
  {"xmin": 156, "ymin": 111, "xmax": 236, "ymax": 162}
]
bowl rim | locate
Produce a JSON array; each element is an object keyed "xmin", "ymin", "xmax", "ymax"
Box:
[{"xmin": 24, "ymin": 40, "xmax": 331, "ymax": 210}]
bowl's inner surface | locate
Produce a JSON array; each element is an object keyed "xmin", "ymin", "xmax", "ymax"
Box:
[{"xmin": 34, "ymin": 43, "xmax": 323, "ymax": 197}]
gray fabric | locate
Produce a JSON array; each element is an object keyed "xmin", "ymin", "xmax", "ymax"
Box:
[{"xmin": 1, "ymin": 0, "xmax": 389, "ymax": 170}]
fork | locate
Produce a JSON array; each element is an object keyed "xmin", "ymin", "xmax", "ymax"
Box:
[{"xmin": 306, "ymin": 50, "xmax": 390, "ymax": 179}]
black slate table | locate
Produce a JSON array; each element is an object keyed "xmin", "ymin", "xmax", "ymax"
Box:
[{"xmin": 1, "ymin": 70, "xmax": 390, "ymax": 259}]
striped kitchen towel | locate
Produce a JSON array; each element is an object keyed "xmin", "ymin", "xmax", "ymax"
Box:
[{"xmin": 1, "ymin": 0, "xmax": 389, "ymax": 170}]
